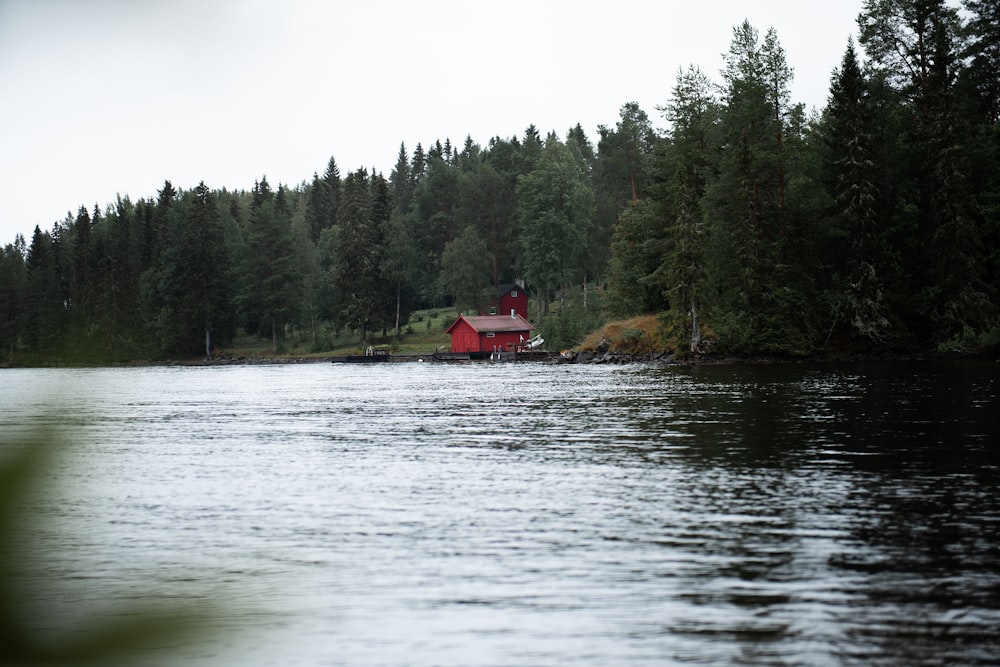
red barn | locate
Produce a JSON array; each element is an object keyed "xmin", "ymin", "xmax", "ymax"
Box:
[
  {"xmin": 480, "ymin": 283, "xmax": 529, "ymax": 318},
  {"xmin": 445, "ymin": 313, "xmax": 535, "ymax": 354}
]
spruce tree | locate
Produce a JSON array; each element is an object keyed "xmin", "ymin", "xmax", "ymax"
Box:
[
  {"xmin": 656, "ymin": 65, "xmax": 716, "ymax": 352},
  {"xmin": 822, "ymin": 40, "xmax": 891, "ymax": 340},
  {"xmin": 0, "ymin": 238, "xmax": 26, "ymax": 359},
  {"xmin": 24, "ymin": 226, "xmax": 63, "ymax": 352},
  {"xmin": 242, "ymin": 183, "xmax": 301, "ymax": 352},
  {"xmin": 164, "ymin": 183, "xmax": 231, "ymax": 358},
  {"xmin": 861, "ymin": 0, "xmax": 991, "ymax": 341},
  {"xmin": 333, "ymin": 169, "xmax": 380, "ymax": 345}
]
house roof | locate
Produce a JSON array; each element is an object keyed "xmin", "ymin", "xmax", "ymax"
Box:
[
  {"xmin": 446, "ymin": 313, "xmax": 535, "ymax": 334},
  {"xmin": 479, "ymin": 283, "xmax": 527, "ymax": 298}
]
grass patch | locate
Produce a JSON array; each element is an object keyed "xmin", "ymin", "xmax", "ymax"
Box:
[{"xmin": 219, "ymin": 307, "xmax": 460, "ymax": 359}]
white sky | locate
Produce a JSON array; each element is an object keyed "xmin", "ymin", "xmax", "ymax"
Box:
[{"xmin": 0, "ymin": 0, "xmax": 861, "ymax": 245}]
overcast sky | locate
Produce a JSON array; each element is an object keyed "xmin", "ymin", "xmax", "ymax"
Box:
[{"xmin": 0, "ymin": 0, "xmax": 862, "ymax": 245}]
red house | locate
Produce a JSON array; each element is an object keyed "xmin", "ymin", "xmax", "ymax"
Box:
[
  {"xmin": 445, "ymin": 313, "xmax": 535, "ymax": 354},
  {"xmin": 480, "ymin": 283, "xmax": 529, "ymax": 318}
]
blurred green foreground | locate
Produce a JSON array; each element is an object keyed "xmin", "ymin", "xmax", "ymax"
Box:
[{"xmin": 0, "ymin": 431, "xmax": 219, "ymax": 666}]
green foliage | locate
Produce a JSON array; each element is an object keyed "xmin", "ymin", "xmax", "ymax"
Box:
[
  {"xmin": 440, "ymin": 225, "xmax": 491, "ymax": 313},
  {"xmin": 516, "ymin": 136, "xmax": 595, "ymax": 310},
  {"xmin": 606, "ymin": 199, "xmax": 666, "ymax": 317},
  {"xmin": 331, "ymin": 169, "xmax": 382, "ymax": 345},
  {"xmin": 592, "ymin": 104, "xmax": 656, "ymax": 275},
  {"xmin": 160, "ymin": 182, "xmax": 233, "ymax": 357},
  {"xmin": 820, "ymin": 39, "xmax": 893, "ymax": 341},
  {"xmin": 936, "ymin": 317, "xmax": 1000, "ymax": 353},
  {"xmin": 0, "ymin": 239, "xmax": 26, "ymax": 360},
  {"xmin": 239, "ymin": 181, "xmax": 302, "ymax": 352},
  {"xmin": 538, "ymin": 285, "xmax": 604, "ymax": 351},
  {"xmin": 2, "ymin": 8, "xmax": 999, "ymax": 362}
]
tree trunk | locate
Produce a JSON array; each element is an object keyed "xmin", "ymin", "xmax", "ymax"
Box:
[
  {"xmin": 394, "ymin": 282, "xmax": 401, "ymax": 341},
  {"xmin": 690, "ymin": 297, "xmax": 701, "ymax": 355},
  {"xmin": 204, "ymin": 325, "xmax": 212, "ymax": 360},
  {"xmin": 309, "ymin": 296, "xmax": 317, "ymax": 349},
  {"xmin": 271, "ymin": 315, "xmax": 277, "ymax": 353}
]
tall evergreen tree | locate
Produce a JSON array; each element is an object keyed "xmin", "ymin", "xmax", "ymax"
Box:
[
  {"xmin": 961, "ymin": 0, "xmax": 1000, "ymax": 323},
  {"xmin": 333, "ymin": 169, "xmax": 380, "ymax": 345},
  {"xmin": 411, "ymin": 154, "xmax": 459, "ymax": 303},
  {"xmin": 380, "ymin": 210, "xmax": 419, "ymax": 341},
  {"xmin": 323, "ymin": 156, "xmax": 341, "ymax": 232},
  {"xmin": 657, "ymin": 65, "xmax": 717, "ymax": 352},
  {"xmin": 306, "ymin": 172, "xmax": 332, "ymax": 243},
  {"xmin": 440, "ymin": 225, "xmax": 491, "ymax": 313},
  {"xmin": 368, "ymin": 173, "xmax": 395, "ymax": 335},
  {"xmin": 454, "ymin": 162, "xmax": 513, "ymax": 287},
  {"xmin": 164, "ymin": 183, "xmax": 231, "ymax": 357},
  {"xmin": 861, "ymin": 0, "xmax": 992, "ymax": 340},
  {"xmin": 516, "ymin": 136, "xmax": 595, "ymax": 316},
  {"xmin": 69, "ymin": 205, "xmax": 93, "ymax": 323},
  {"xmin": 242, "ymin": 182, "xmax": 301, "ymax": 352},
  {"xmin": 822, "ymin": 40, "xmax": 892, "ymax": 340},
  {"xmin": 24, "ymin": 226, "xmax": 63, "ymax": 352},
  {"xmin": 593, "ymin": 103, "xmax": 656, "ymax": 282},
  {"xmin": 411, "ymin": 143, "xmax": 427, "ymax": 183},
  {"xmin": 0, "ymin": 237, "xmax": 26, "ymax": 358},
  {"xmin": 703, "ymin": 21, "xmax": 812, "ymax": 354},
  {"xmin": 389, "ymin": 142, "xmax": 414, "ymax": 218},
  {"xmin": 606, "ymin": 199, "xmax": 664, "ymax": 316}
]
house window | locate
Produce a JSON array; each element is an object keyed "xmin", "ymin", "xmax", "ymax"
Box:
[
  {"xmin": 511, "ymin": 290, "xmax": 518, "ymax": 297},
  {"xmin": 486, "ymin": 332, "xmax": 496, "ymax": 338}
]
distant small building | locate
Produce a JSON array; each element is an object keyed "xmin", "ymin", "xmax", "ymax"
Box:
[
  {"xmin": 480, "ymin": 283, "xmax": 529, "ymax": 319},
  {"xmin": 445, "ymin": 313, "xmax": 535, "ymax": 354}
]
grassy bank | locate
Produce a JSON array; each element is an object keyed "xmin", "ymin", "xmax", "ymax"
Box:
[
  {"xmin": 219, "ymin": 307, "xmax": 459, "ymax": 360},
  {"xmin": 576, "ymin": 315, "xmax": 677, "ymax": 357}
]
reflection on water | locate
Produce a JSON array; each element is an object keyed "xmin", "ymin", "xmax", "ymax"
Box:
[{"xmin": 1, "ymin": 361, "xmax": 998, "ymax": 666}]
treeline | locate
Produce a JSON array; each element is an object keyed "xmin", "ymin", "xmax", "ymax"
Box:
[{"xmin": 2, "ymin": 1, "xmax": 998, "ymax": 362}]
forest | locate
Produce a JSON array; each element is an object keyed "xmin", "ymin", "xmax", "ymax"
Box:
[{"xmin": 1, "ymin": 0, "xmax": 998, "ymax": 363}]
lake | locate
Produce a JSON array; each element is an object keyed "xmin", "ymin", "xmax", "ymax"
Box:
[{"xmin": 1, "ymin": 360, "xmax": 998, "ymax": 666}]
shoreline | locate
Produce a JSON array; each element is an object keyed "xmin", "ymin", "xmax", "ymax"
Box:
[{"xmin": 3, "ymin": 347, "xmax": 996, "ymax": 370}]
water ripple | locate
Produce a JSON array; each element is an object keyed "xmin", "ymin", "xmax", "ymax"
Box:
[{"xmin": 1, "ymin": 361, "xmax": 998, "ymax": 666}]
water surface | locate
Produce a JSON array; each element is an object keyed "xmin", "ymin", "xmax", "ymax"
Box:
[{"xmin": 2, "ymin": 361, "xmax": 998, "ymax": 666}]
